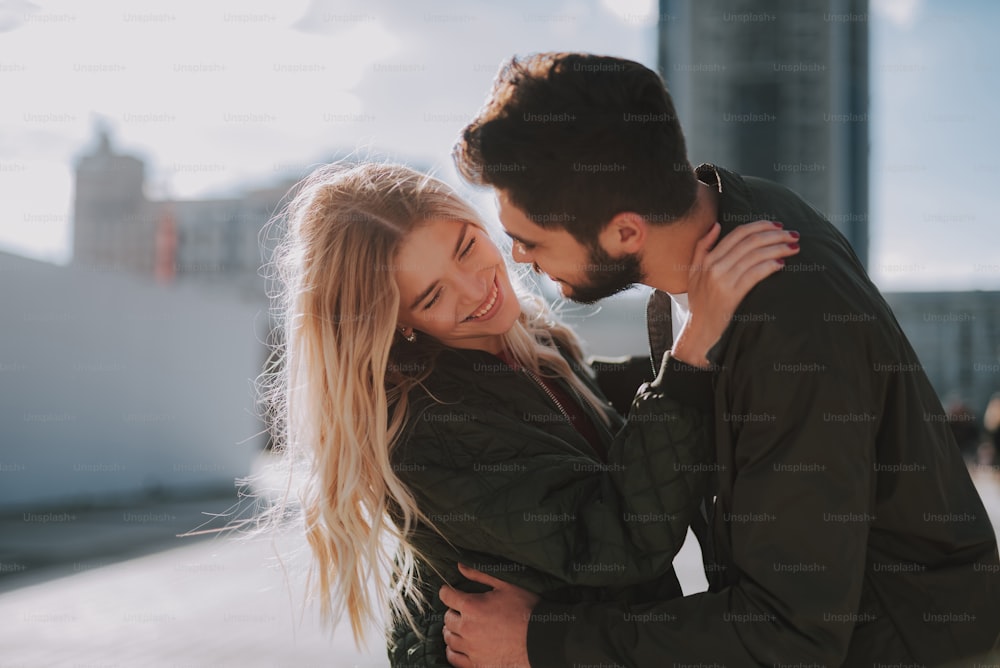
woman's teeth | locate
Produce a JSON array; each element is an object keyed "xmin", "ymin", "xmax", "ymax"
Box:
[{"xmin": 467, "ymin": 281, "xmax": 499, "ymax": 320}]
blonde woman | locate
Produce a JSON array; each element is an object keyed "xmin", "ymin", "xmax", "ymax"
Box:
[{"xmin": 266, "ymin": 162, "xmax": 799, "ymax": 665}]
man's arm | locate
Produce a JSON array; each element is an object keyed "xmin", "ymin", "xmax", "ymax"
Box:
[
  {"xmin": 444, "ymin": 317, "xmax": 881, "ymax": 666},
  {"xmin": 402, "ymin": 366, "xmax": 713, "ymax": 593},
  {"xmin": 588, "ymin": 355, "xmax": 654, "ymax": 416}
]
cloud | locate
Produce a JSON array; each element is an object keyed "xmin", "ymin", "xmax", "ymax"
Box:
[
  {"xmin": 0, "ymin": 0, "xmax": 38, "ymax": 32},
  {"xmin": 872, "ymin": 0, "xmax": 922, "ymax": 28},
  {"xmin": 600, "ymin": 0, "xmax": 656, "ymax": 26}
]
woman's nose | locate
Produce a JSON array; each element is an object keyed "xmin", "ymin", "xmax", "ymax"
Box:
[{"xmin": 457, "ymin": 270, "xmax": 489, "ymax": 304}]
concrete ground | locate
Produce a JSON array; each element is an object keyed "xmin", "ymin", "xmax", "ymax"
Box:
[
  {"xmin": 1, "ymin": 467, "xmax": 998, "ymax": 667},
  {"xmin": 0, "ymin": 525, "xmax": 388, "ymax": 667}
]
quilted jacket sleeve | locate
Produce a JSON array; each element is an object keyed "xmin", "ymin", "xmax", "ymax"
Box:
[
  {"xmin": 387, "ymin": 356, "xmax": 713, "ymax": 667},
  {"xmin": 588, "ymin": 354, "xmax": 655, "ymax": 416},
  {"xmin": 400, "ymin": 357, "xmax": 713, "ymax": 590},
  {"xmin": 387, "ymin": 571, "xmax": 451, "ymax": 668}
]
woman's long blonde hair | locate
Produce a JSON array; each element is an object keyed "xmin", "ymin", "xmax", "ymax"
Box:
[{"xmin": 264, "ymin": 162, "xmax": 611, "ymax": 645}]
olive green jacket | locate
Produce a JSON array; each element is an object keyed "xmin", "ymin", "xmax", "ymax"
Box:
[{"xmin": 386, "ymin": 346, "xmax": 713, "ymax": 666}]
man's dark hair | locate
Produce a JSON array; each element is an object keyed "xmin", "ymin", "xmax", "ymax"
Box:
[{"xmin": 454, "ymin": 52, "xmax": 698, "ymax": 244}]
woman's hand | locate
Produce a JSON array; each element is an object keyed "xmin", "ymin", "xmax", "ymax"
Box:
[{"xmin": 671, "ymin": 220, "xmax": 799, "ymax": 368}]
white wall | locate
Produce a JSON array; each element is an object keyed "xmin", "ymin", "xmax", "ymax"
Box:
[{"xmin": 0, "ymin": 251, "xmax": 268, "ymax": 508}]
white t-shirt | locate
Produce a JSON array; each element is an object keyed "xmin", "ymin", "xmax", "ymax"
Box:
[{"xmin": 669, "ymin": 292, "xmax": 691, "ymax": 343}]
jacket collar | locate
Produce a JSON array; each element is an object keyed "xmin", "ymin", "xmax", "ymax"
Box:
[
  {"xmin": 695, "ymin": 163, "xmax": 758, "ymax": 227},
  {"xmin": 646, "ymin": 164, "xmax": 754, "ymax": 370}
]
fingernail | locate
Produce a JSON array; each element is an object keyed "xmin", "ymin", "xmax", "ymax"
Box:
[
  {"xmin": 787, "ymin": 243, "xmax": 800, "ymax": 250},
  {"xmin": 777, "ymin": 258, "xmax": 786, "ymax": 266},
  {"xmin": 788, "ymin": 231, "xmax": 800, "ymax": 239},
  {"xmin": 772, "ymin": 221, "xmax": 784, "ymax": 228}
]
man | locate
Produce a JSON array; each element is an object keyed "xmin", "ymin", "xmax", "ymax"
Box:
[{"xmin": 438, "ymin": 52, "xmax": 1000, "ymax": 666}]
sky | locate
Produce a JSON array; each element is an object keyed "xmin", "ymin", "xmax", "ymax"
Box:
[
  {"xmin": 0, "ymin": 0, "xmax": 997, "ymax": 291},
  {"xmin": 867, "ymin": 0, "xmax": 1000, "ymax": 290}
]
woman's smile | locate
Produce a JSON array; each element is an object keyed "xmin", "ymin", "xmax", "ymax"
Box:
[{"xmin": 464, "ymin": 275, "xmax": 502, "ymax": 322}]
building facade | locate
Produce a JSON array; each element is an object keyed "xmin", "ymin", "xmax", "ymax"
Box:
[
  {"xmin": 884, "ymin": 291, "xmax": 1000, "ymax": 434},
  {"xmin": 72, "ymin": 129, "xmax": 152, "ymax": 275},
  {"xmin": 0, "ymin": 250, "xmax": 269, "ymax": 508},
  {"xmin": 71, "ymin": 128, "xmax": 291, "ymax": 299},
  {"xmin": 658, "ymin": 0, "xmax": 869, "ymax": 266}
]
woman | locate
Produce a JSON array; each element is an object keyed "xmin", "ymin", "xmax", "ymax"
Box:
[{"xmin": 265, "ymin": 162, "xmax": 799, "ymax": 665}]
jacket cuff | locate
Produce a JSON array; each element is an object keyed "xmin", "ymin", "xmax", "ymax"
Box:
[
  {"xmin": 650, "ymin": 351, "xmax": 715, "ymax": 412},
  {"xmin": 526, "ymin": 601, "xmax": 576, "ymax": 668}
]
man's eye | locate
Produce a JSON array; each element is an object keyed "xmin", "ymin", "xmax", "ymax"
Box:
[{"xmin": 424, "ymin": 290, "xmax": 442, "ymax": 310}]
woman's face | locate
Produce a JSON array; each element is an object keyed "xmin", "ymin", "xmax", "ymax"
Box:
[{"xmin": 394, "ymin": 218, "xmax": 520, "ymax": 354}]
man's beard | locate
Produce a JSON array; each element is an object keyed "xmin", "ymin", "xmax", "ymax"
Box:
[{"xmin": 561, "ymin": 243, "xmax": 645, "ymax": 304}]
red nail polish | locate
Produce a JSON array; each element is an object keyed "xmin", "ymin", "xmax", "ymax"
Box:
[
  {"xmin": 787, "ymin": 243, "xmax": 800, "ymax": 250},
  {"xmin": 777, "ymin": 258, "xmax": 786, "ymax": 266},
  {"xmin": 772, "ymin": 221, "xmax": 784, "ymax": 228},
  {"xmin": 789, "ymin": 231, "xmax": 800, "ymax": 239}
]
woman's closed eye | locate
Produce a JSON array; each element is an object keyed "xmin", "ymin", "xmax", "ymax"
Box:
[
  {"xmin": 459, "ymin": 237, "xmax": 476, "ymax": 259},
  {"xmin": 423, "ymin": 237, "xmax": 477, "ymax": 310},
  {"xmin": 424, "ymin": 289, "xmax": 443, "ymax": 310}
]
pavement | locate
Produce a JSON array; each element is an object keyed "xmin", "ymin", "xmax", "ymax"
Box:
[
  {"xmin": 1, "ymin": 467, "xmax": 998, "ymax": 667},
  {"xmin": 0, "ymin": 525, "xmax": 388, "ymax": 668}
]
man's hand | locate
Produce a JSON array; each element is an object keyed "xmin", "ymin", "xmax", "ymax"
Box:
[{"xmin": 439, "ymin": 563, "xmax": 541, "ymax": 668}]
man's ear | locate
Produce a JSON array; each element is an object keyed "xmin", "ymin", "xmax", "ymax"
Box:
[{"xmin": 599, "ymin": 212, "xmax": 647, "ymax": 255}]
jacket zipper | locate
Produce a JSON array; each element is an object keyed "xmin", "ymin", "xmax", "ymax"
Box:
[
  {"xmin": 521, "ymin": 368, "xmax": 573, "ymax": 426},
  {"xmin": 505, "ymin": 355, "xmax": 614, "ymax": 451}
]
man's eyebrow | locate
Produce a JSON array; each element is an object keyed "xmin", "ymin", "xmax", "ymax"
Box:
[
  {"xmin": 409, "ymin": 223, "xmax": 470, "ymax": 310},
  {"xmin": 502, "ymin": 229, "xmax": 535, "ymax": 246}
]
